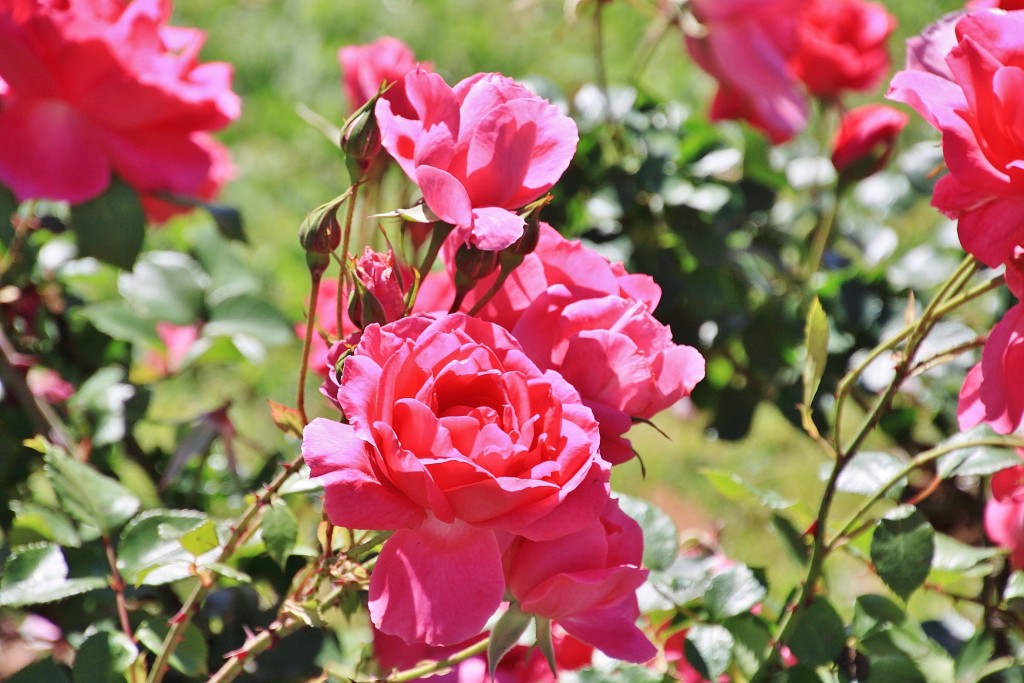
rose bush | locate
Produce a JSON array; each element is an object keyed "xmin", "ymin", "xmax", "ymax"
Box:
[
  {"xmin": 376, "ymin": 70, "xmax": 578, "ymax": 250},
  {"xmin": 304, "ymin": 313, "xmax": 610, "ymax": 645},
  {"xmin": 0, "ymin": 0, "xmax": 239, "ymax": 220}
]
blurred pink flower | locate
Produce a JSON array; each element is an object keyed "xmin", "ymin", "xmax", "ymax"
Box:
[
  {"xmin": 141, "ymin": 321, "xmax": 201, "ymax": 377},
  {"xmin": 958, "ymin": 304, "xmax": 1024, "ymax": 435},
  {"xmin": 686, "ymin": 0, "xmax": 808, "ymax": 143},
  {"xmin": 504, "ymin": 498, "xmax": 656, "ymax": 662},
  {"xmin": 339, "ymin": 36, "xmax": 429, "ymax": 118},
  {"xmin": 304, "ymin": 313, "xmax": 609, "ymax": 646},
  {"xmin": 431, "ymin": 224, "xmax": 705, "ymax": 464},
  {"xmin": 376, "ymin": 70, "xmax": 578, "ymax": 250},
  {"xmin": 790, "ymin": 0, "xmax": 896, "ymax": 100},
  {"xmin": 889, "ymin": 10, "xmax": 1024, "ymax": 268},
  {"xmin": 0, "ymin": 0, "xmax": 240, "ymax": 221},
  {"xmin": 831, "ymin": 104, "xmax": 909, "ymax": 180},
  {"xmin": 26, "ymin": 366, "xmax": 74, "ymax": 404},
  {"xmin": 985, "ymin": 464, "xmax": 1024, "ymax": 569}
]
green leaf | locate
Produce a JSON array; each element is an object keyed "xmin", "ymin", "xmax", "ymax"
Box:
[
  {"xmin": 535, "ymin": 617, "xmax": 557, "ymax": 678},
  {"xmin": 870, "ymin": 509, "xmax": 935, "ymax": 602},
  {"xmin": 684, "ymin": 624, "xmax": 733, "ymax": 681},
  {"xmin": 700, "ymin": 468, "xmax": 793, "ymax": 510},
  {"xmin": 67, "ymin": 367, "xmax": 136, "ymax": 447},
  {"xmin": 930, "ymin": 533, "xmax": 1000, "ymax": 589},
  {"xmin": 205, "ymin": 293, "xmax": 294, "ymax": 346},
  {"xmin": 117, "ymin": 509, "xmax": 209, "ymax": 586},
  {"xmin": 0, "ymin": 543, "xmax": 107, "ymax": 607},
  {"xmin": 70, "ymin": 179, "xmax": 146, "ymax": 270},
  {"xmin": 771, "ymin": 512, "xmax": 810, "ymax": 563},
  {"xmin": 831, "ymin": 451, "xmax": 906, "ymax": 498},
  {"xmin": 955, "ymin": 630, "xmax": 995, "ymax": 683},
  {"xmin": 179, "ymin": 519, "xmax": 219, "ymax": 558},
  {"xmin": 1004, "ymin": 571, "xmax": 1024, "ymax": 601},
  {"xmin": 205, "ymin": 203, "xmax": 247, "ymax": 242},
  {"xmin": 724, "ymin": 614, "xmax": 771, "ymax": 677},
  {"xmin": 137, "ymin": 618, "xmax": 208, "ymax": 677},
  {"xmin": 10, "ymin": 500, "xmax": 82, "ymax": 547},
  {"xmin": 487, "ymin": 604, "xmax": 533, "ymax": 680},
  {"xmin": 44, "ymin": 446, "xmax": 140, "ymax": 534},
  {"xmin": 79, "ymin": 301, "xmax": 160, "ymax": 345},
  {"xmin": 867, "ymin": 654, "xmax": 926, "ymax": 683},
  {"xmin": 802, "ymin": 297, "xmax": 829, "ymax": 408},
  {"xmin": 262, "ymin": 500, "xmax": 298, "ymax": 569},
  {"xmin": 704, "ymin": 564, "xmax": 767, "ymax": 620},
  {"xmin": 118, "ymin": 251, "xmax": 208, "ymax": 324},
  {"xmin": 9, "ymin": 658, "xmax": 70, "ymax": 683},
  {"xmin": 936, "ymin": 431, "xmax": 1021, "ymax": 478},
  {"xmin": 618, "ymin": 494, "xmax": 679, "ymax": 571},
  {"xmin": 787, "ymin": 598, "xmax": 845, "ymax": 667},
  {"xmin": 73, "ymin": 631, "xmax": 138, "ymax": 683}
]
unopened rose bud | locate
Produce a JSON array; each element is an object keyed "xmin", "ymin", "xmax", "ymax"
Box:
[
  {"xmin": 299, "ymin": 203, "xmax": 342, "ymax": 254},
  {"xmin": 348, "ymin": 280, "xmax": 389, "ymax": 330},
  {"xmin": 499, "ymin": 215, "xmax": 541, "ymax": 273},
  {"xmin": 341, "ymin": 100, "xmax": 382, "ymax": 165},
  {"xmin": 831, "ymin": 104, "xmax": 909, "ymax": 184},
  {"xmin": 454, "ymin": 244, "xmax": 500, "ymax": 292}
]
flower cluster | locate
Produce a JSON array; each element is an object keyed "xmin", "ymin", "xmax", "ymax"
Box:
[
  {"xmin": 685, "ymin": 0, "xmax": 896, "ymax": 142},
  {"xmin": 0, "ymin": 0, "xmax": 240, "ymax": 221},
  {"xmin": 302, "ymin": 37, "xmax": 705, "ymax": 664}
]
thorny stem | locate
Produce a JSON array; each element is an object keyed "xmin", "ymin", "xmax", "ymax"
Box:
[
  {"xmin": 804, "ymin": 193, "xmax": 839, "ymax": 280},
  {"xmin": 296, "ymin": 267, "xmax": 323, "ymax": 426},
  {"xmin": 336, "ymin": 181, "xmax": 363, "ymax": 335},
  {"xmin": 146, "ymin": 453, "xmax": 306, "ymax": 683},
  {"xmin": 103, "ymin": 534, "xmax": 134, "ymax": 642},
  {"xmin": 384, "ymin": 636, "xmax": 490, "ymax": 682},
  {"xmin": 594, "ymin": 0, "xmax": 611, "ymax": 125},
  {"xmin": 0, "ymin": 200, "xmax": 36, "ymax": 279},
  {"xmin": 207, "ymin": 584, "xmax": 349, "ymax": 683}
]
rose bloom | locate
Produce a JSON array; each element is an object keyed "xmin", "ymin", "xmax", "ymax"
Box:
[
  {"xmin": 304, "ymin": 313, "xmax": 609, "ymax": 646},
  {"xmin": 504, "ymin": 498, "xmax": 656, "ymax": 663},
  {"xmin": 376, "ymin": 70, "xmax": 578, "ymax": 251},
  {"xmin": 0, "ymin": 0, "xmax": 239, "ymax": 221},
  {"xmin": 889, "ymin": 10, "xmax": 1024, "ymax": 268},
  {"xmin": 831, "ymin": 104, "xmax": 909, "ymax": 181},
  {"xmin": 339, "ymin": 36, "xmax": 428, "ymax": 118},
  {"xmin": 789, "ymin": 0, "xmax": 896, "ymax": 100},
  {"xmin": 958, "ymin": 303, "xmax": 1024, "ymax": 435},
  {"xmin": 430, "ymin": 224, "xmax": 705, "ymax": 464},
  {"xmin": 685, "ymin": 0, "xmax": 808, "ymax": 143},
  {"xmin": 969, "ymin": 0, "xmax": 1024, "ymax": 8},
  {"xmin": 985, "ymin": 464, "xmax": 1024, "ymax": 569}
]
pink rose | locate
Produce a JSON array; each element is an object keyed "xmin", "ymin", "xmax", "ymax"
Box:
[
  {"xmin": 435, "ymin": 225, "xmax": 705, "ymax": 464},
  {"xmin": 0, "ymin": 0, "xmax": 239, "ymax": 221},
  {"xmin": 958, "ymin": 304, "xmax": 1024, "ymax": 435},
  {"xmin": 985, "ymin": 464, "xmax": 1024, "ymax": 569},
  {"xmin": 504, "ymin": 498, "xmax": 656, "ymax": 663},
  {"xmin": 831, "ymin": 104, "xmax": 909, "ymax": 181},
  {"xmin": 685, "ymin": 0, "xmax": 809, "ymax": 143},
  {"xmin": 339, "ymin": 36, "xmax": 428, "ymax": 118},
  {"xmin": 304, "ymin": 313, "xmax": 609, "ymax": 646},
  {"xmin": 969, "ymin": 0, "xmax": 1024, "ymax": 8},
  {"xmin": 376, "ymin": 70, "xmax": 578, "ymax": 251},
  {"xmin": 888, "ymin": 10, "xmax": 1024, "ymax": 268},
  {"xmin": 789, "ymin": 0, "xmax": 896, "ymax": 100}
]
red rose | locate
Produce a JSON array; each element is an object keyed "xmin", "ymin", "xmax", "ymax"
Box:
[
  {"xmin": 0, "ymin": 0, "xmax": 239, "ymax": 220},
  {"xmin": 790, "ymin": 0, "xmax": 896, "ymax": 99},
  {"xmin": 831, "ymin": 104, "xmax": 909, "ymax": 181}
]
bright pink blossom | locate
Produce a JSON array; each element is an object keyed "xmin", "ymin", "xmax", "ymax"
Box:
[
  {"xmin": 26, "ymin": 367, "xmax": 74, "ymax": 404},
  {"xmin": 686, "ymin": 0, "xmax": 808, "ymax": 143},
  {"xmin": 790, "ymin": 0, "xmax": 896, "ymax": 100},
  {"xmin": 376, "ymin": 70, "xmax": 578, "ymax": 251},
  {"xmin": 889, "ymin": 10, "xmax": 1024, "ymax": 268},
  {"xmin": 504, "ymin": 498, "xmax": 656, "ymax": 663},
  {"xmin": 969, "ymin": 0, "xmax": 1024, "ymax": 8},
  {"xmin": 985, "ymin": 464, "xmax": 1024, "ymax": 569},
  {"xmin": 958, "ymin": 304, "xmax": 1024, "ymax": 435},
  {"xmin": 304, "ymin": 314, "xmax": 609, "ymax": 646},
  {"xmin": 432, "ymin": 225, "xmax": 704, "ymax": 464},
  {"xmin": 831, "ymin": 104, "xmax": 909, "ymax": 180},
  {"xmin": 0, "ymin": 0, "xmax": 239, "ymax": 221},
  {"xmin": 339, "ymin": 36, "xmax": 428, "ymax": 118}
]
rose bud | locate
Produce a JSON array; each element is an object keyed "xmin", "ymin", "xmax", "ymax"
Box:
[{"xmin": 831, "ymin": 104, "xmax": 909, "ymax": 183}]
